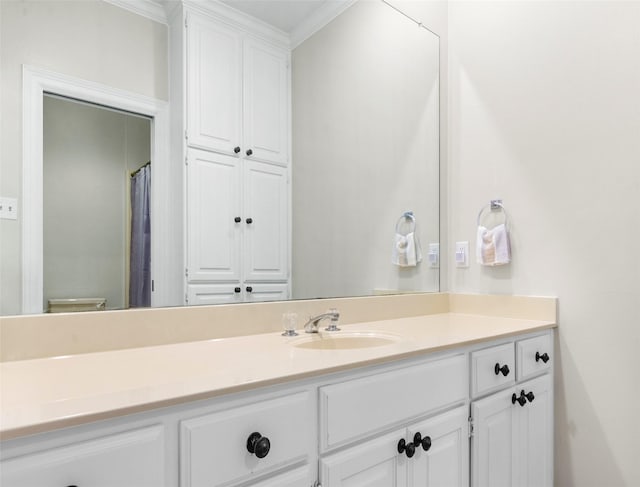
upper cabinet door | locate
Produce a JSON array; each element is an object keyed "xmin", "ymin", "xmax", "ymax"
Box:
[
  {"xmin": 187, "ymin": 13, "xmax": 242, "ymax": 156},
  {"xmin": 243, "ymin": 160, "xmax": 288, "ymax": 282},
  {"xmin": 187, "ymin": 149, "xmax": 241, "ymax": 282},
  {"xmin": 243, "ymin": 38, "xmax": 289, "ymax": 166}
]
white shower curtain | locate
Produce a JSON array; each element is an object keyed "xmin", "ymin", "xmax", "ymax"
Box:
[{"xmin": 129, "ymin": 164, "xmax": 151, "ymax": 307}]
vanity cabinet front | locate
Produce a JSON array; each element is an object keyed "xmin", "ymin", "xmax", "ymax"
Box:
[
  {"xmin": 471, "ymin": 343, "xmax": 553, "ymax": 487},
  {"xmin": 321, "ymin": 406, "xmax": 469, "ymax": 487},
  {"xmin": 180, "ymin": 390, "xmax": 314, "ymax": 487},
  {"xmin": 0, "ymin": 425, "xmax": 165, "ymax": 487},
  {"xmin": 0, "ymin": 329, "xmax": 554, "ymax": 487}
]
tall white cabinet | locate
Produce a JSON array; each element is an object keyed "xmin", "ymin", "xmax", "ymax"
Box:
[{"xmin": 170, "ymin": 2, "xmax": 291, "ymax": 305}]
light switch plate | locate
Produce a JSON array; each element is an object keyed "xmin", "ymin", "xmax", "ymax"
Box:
[
  {"xmin": 0, "ymin": 197, "xmax": 18, "ymax": 220},
  {"xmin": 455, "ymin": 241, "xmax": 469, "ymax": 268},
  {"xmin": 428, "ymin": 243, "xmax": 439, "ymax": 268}
]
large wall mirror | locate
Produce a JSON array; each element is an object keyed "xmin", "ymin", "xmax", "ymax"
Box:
[{"xmin": 0, "ymin": 0, "xmax": 439, "ymax": 316}]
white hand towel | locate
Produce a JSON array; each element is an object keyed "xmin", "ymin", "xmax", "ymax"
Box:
[
  {"xmin": 392, "ymin": 232, "xmax": 422, "ymax": 267},
  {"xmin": 476, "ymin": 223, "xmax": 511, "ymax": 266}
]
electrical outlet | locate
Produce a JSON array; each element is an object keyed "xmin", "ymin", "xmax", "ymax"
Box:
[
  {"xmin": 455, "ymin": 241, "xmax": 469, "ymax": 268},
  {"xmin": 428, "ymin": 243, "xmax": 439, "ymax": 268},
  {"xmin": 0, "ymin": 197, "xmax": 18, "ymax": 220}
]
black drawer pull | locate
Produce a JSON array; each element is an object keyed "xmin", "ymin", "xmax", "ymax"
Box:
[
  {"xmin": 247, "ymin": 432, "xmax": 270, "ymax": 458},
  {"xmin": 495, "ymin": 363, "xmax": 510, "ymax": 376},
  {"xmin": 413, "ymin": 432, "xmax": 432, "ymax": 451},
  {"xmin": 397, "ymin": 438, "xmax": 415, "ymax": 458},
  {"xmin": 535, "ymin": 351, "xmax": 550, "ymax": 363}
]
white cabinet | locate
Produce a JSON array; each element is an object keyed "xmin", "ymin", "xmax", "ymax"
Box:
[
  {"xmin": 471, "ymin": 352, "xmax": 553, "ymax": 487},
  {"xmin": 321, "ymin": 406, "xmax": 468, "ymax": 487},
  {"xmin": 407, "ymin": 407, "xmax": 469, "ymax": 487},
  {"xmin": 180, "ymin": 391, "xmax": 313, "ymax": 487},
  {"xmin": 321, "ymin": 428, "xmax": 406, "ymax": 487},
  {"xmin": 243, "ymin": 160, "xmax": 288, "ymax": 282},
  {"xmin": 1, "ymin": 425, "xmax": 165, "ymax": 487},
  {"xmin": 186, "ymin": 13, "xmax": 242, "ymax": 156},
  {"xmin": 0, "ymin": 330, "xmax": 554, "ymax": 487},
  {"xmin": 243, "ymin": 38, "xmax": 288, "ymax": 165},
  {"xmin": 185, "ymin": 149, "xmax": 289, "ymax": 304},
  {"xmin": 187, "ymin": 149, "xmax": 241, "ymax": 283},
  {"xmin": 176, "ymin": 7, "xmax": 291, "ymax": 305},
  {"xmin": 185, "ymin": 11, "xmax": 289, "ymax": 166}
]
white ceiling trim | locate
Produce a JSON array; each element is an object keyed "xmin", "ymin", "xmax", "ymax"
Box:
[
  {"xmin": 103, "ymin": 0, "xmax": 168, "ymax": 25},
  {"xmin": 290, "ymin": 0, "xmax": 357, "ymax": 50}
]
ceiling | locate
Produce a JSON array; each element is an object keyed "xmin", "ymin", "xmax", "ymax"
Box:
[{"xmin": 219, "ymin": 0, "xmax": 346, "ymax": 33}]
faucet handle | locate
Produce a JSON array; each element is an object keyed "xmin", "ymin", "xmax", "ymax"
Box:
[{"xmin": 325, "ymin": 308, "xmax": 341, "ymax": 331}]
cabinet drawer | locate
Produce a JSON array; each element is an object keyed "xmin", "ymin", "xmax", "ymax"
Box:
[
  {"xmin": 0, "ymin": 425, "xmax": 164, "ymax": 487},
  {"xmin": 320, "ymin": 354, "xmax": 467, "ymax": 451},
  {"xmin": 516, "ymin": 334, "xmax": 552, "ymax": 381},
  {"xmin": 180, "ymin": 391, "xmax": 313, "ymax": 487},
  {"xmin": 471, "ymin": 343, "xmax": 515, "ymax": 398}
]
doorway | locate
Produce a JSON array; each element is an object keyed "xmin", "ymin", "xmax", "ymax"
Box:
[{"xmin": 22, "ymin": 65, "xmax": 178, "ymax": 314}]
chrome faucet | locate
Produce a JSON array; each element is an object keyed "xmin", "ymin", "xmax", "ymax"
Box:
[{"xmin": 304, "ymin": 309, "xmax": 340, "ymax": 333}]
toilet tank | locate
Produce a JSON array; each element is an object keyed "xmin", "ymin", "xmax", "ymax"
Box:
[{"xmin": 47, "ymin": 298, "xmax": 106, "ymax": 313}]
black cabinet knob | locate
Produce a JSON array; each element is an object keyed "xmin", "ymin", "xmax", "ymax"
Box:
[
  {"xmin": 413, "ymin": 432, "xmax": 432, "ymax": 451},
  {"xmin": 512, "ymin": 391, "xmax": 527, "ymax": 407},
  {"xmin": 525, "ymin": 391, "xmax": 535, "ymax": 403},
  {"xmin": 246, "ymin": 149, "xmax": 253, "ymax": 156},
  {"xmin": 234, "ymin": 287, "xmax": 241, "ymax": 293},
  {"xmin": 495, "ymin": 363, "xmax": 510, "ymax": 376},
  {"xmin": 234, "ymin": 217, "xmax": 241, "ymax": 223},
  {"xmin": 247, "ymin": 432, "xmax": 270, "ymax": 459},
  {"xmin": 246, "ymin": 218, "xmax": 253, "ymax": 224},
  {"xmin": 234, "ymin": 146, "xmax": 241, "ymax": 154},
  {"xmin": 536, "ymin": 352, "xmax": 550, "ymax": 363},
  {"xmin": 397, "ymin": 438, "xmax": 416, "ymax": 458},
  {"xmin": 246, "ymin": 286, "xmax": 253, "ymax": 293}
]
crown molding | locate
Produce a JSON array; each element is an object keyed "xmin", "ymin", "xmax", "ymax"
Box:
[
  {"xmin": 183, "ymin": 0, "xmax": 290, "ymax": 49},
  {"xmin": 103, "ymin": 0, "xmax": 168, "ymax": 25},
  {"xmin": 290, "ymin": 0, "xmax": 357, "ymax": 50}
]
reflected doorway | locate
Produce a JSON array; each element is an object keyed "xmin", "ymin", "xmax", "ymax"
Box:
[{"xmin": 43, "ymin": 95, "xmax": 152, "ymax": 312}]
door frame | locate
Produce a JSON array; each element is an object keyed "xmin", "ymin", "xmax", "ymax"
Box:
[{"xmin": 22, "ymin": 65, "xmax": 177, "ymax": 313}]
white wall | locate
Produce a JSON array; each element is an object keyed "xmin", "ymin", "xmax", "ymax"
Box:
[
  {"xmin": 292, "ymin": 0, "xmax": 443, "ymax": 299},
  {"xmin": 0, "ymin": 0, "xmax": 167, "ymax": 315},
  {"xmin": 43, "ymin": 97, "xmax": 150, "ymax": 311},
  {"xmin": 447, "ymin": 1, "xmax": 640, "ymax": 485}
]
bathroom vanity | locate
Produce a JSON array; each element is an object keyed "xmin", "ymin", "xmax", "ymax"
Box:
[{"xmin": 0, "ymin": 303, "xmax": 555, "ymax": 487}]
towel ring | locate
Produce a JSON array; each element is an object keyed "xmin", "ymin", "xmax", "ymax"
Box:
[
  {"xmin": 395, "ymin": 211, "xmax": 416, "ymax": 234},
  {"xmin": 477, "ymin": 200, "xmax": 509, "ymax": 229}
]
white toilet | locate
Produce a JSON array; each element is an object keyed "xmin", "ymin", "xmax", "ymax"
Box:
[{"xmin": 47, "ymin": 298, "xmax": 106, "ymax": 313}]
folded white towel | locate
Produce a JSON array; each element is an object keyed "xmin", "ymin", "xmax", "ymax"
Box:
[
  {"xmin": 392, "ymin": 232, "xmax": 422, "ymax": 267},
  {"xmin": 476, "ymin": 223, "xmax": 511, "ymax": 266}
]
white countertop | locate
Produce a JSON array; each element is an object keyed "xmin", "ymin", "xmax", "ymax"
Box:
[{"xmin": 0, "ymin": 312, "xmax": 555, "ymax": 440}]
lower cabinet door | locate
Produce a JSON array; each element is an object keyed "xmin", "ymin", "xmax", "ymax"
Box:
[
  {"xmin": 472, "ymin": 374, "xmax": 553, "ymax": 487},
  {"xmin": 249, "ymin": 465, "xmax": 312, "ymax": 486},
  {"xmin": 320, "ymin": 428, "xmax": 407, "ymax": 487},
  {"xmin": 407, "ymin": 406, "xmax": 468, "ymax": 487},
  {"xmin": 471, "ymin": 388, "xmax": 514, "ymax": 487},
  {"xmin": 513, "ymin": 374, "xmax": 553, "ymax": 487},
  {"xmin": 0, "ymin": 425, "xmax": 165, "ymax": 487}
]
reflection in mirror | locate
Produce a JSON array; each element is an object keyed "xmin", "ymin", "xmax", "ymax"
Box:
[
  {"xmin": 43, "ymin": 95, "xmax": 152, "ymax": 312},
  {"xmin": 292, "ymin": 0, "xmax": 440, "ymax": 299},
  {"xmin": 0, "ymin": 0, "xmax": 439, "ymax": 316}
]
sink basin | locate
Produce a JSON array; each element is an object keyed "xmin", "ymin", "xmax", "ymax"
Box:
[{"xmin": 292, "ymin": 332, "xmax": 400, "ymax": 350}]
